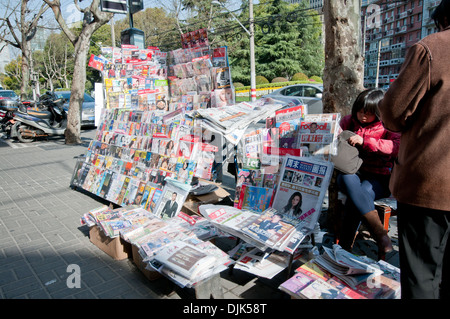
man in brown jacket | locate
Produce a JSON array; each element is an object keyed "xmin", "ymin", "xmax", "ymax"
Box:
[{"xmin": 378, "ymin": 0, "xmax": 450, "ymax": 299}]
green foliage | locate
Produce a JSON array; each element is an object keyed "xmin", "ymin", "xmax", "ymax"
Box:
[
  {"xmin": 291, "ymin": 72, "xmax": 309, "ymax": 81},
  {"xmin": 255, "ymin": 75, "xmax": 269, "ymax": 85},
  {"xmin": 271, "ymin": 77, "xmax": 289, "ymax": 83},
  {"xmin": 235, "ymin": 80, "xmax": 319, "ymax": 91},
  {"xmin": 2, "ymin": 58, "xmax": 22, "ymax": 91},
  {"xmin": 310, "ymin": 75, "xmax": 323, "ymax": 82},
  {"xmin": 233, "ymin": 82, "xmax": 245, "ymax": 87},
  {"xmin": 228, "ymin": 0, "xmax": 324, "ymax": 84}
]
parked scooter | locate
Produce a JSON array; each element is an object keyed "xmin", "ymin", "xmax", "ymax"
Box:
[
  {"xmin": 0, "ymin": 98, "xmax": 21, "ymax": 137},
  {"xmin": 11, "ymin": 91, "xmax": 67, "ymax": 143}
]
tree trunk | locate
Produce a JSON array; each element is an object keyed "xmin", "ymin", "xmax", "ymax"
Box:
[
  {"xmin": 64, "ymin": 32, "xmax": 90, "ymax": 145},
  {"xmin": 323, "ymin": 0, "xmax": 365, "ymax": 115},
  {"xmin": 322, "ymin": 0, "xmax": 365, "ymax": 239},
  {"xmin": 44, "ymin": 0, "xmax": 112, "ymax": 145},
  {"xmin": 21, "ymin": 43, "xmax": 31, "ymax": 101}
]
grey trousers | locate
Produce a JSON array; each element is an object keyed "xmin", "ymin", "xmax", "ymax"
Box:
[{"xmin": 397, "ymin": 202, "xmax": 450, "ymax": 299}]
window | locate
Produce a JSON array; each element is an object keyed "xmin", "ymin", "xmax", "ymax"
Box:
[
  {"xmin": 283, "ymin": 86, "xmax": 303, "ymax": 97},
  {"xmin": 303, "ymin": 87, "xmax": 321, "ymax": 98}
]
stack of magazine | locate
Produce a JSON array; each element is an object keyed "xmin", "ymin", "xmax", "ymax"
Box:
[
  {"xmin": 81, "ymin": 202, "xmax": 230, "ymax": 288},
  {"xmin": 200, "ymin": 155, "xmax": 334, "ymax": 254},
  {"xmin": 279, "ymin": 245, "xmax": 401, "ymax": 299}
]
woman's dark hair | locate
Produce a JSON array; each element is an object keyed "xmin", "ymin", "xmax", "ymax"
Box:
[
  {"xmin": 283, "ymin": 192, "xmax": 303, "ymax": 216},
  {"xmin": 351, "ymin": 88, "xmax": 385, "ymax": 121},
  {"xmin": 432, "ymin": 0, "xmax": 450, "ymax": 30}
]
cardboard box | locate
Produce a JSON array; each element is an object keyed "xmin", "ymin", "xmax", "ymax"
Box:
[
  {"xmin": 131, "ymin": 244, "xmax": 162, "ymax": 281},
  {"xmin": 181, "ymin": 180, "xmax": 230, "ymax": 215},
  {"xmin": 89, "ymin": 226, "xmax": 132, "ymax": 260}
]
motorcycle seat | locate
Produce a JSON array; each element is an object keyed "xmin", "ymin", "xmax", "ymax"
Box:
[{"xmin": 28, "ymin": 110, "xmax": 52, "ymax": 120}]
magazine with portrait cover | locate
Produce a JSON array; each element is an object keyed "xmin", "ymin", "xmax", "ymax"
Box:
[
  {"xmin": 240, "ymin": 208, "xmax": 296, "ymax": 249},
  {"xmin": 174, "ymin": 157, "xmax": 196, "ymax": 184},
  {"xmin": 152, "ymin": 178, "xmax": 191, "ymax": 220},
  {"xmin": 271, "ymin": 155, "xmax": 334, "ymax": 251},
  {"xmin": 297, "ymin": 113, "xmax": 341, "ymax": 161}
]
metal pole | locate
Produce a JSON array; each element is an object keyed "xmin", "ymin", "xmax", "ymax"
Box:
[
  {"xmin": 128, "ymin": 0, "xmax": 134, "ymax": 28},
  {"xmin": 111, "ymin": 15, "xmax": 116, "ymax": 47},
  {"xmin": 375, "ymin": 39, "xmax": 381, "ymax": 88},
  {"xmin": 249, "ymin": 0, "xmax": 256, "ymax": 102}
]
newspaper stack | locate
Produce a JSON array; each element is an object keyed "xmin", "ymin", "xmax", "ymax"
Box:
[
  {"xmin": 312, "ymin": 245, "xmax": 400, "ymax": 298},
  {"xmin": 147, "ymin": 238, "xmax": 233, "ymax": 288},
  {"xmin": 194, "ymin": 98, "xmax": 285, "ymax": 144},
  {"xmin": 80, "ymin": 205, "xmax": 155, "ymax": 238}
]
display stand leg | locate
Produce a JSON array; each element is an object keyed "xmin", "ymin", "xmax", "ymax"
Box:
[
  {"xmin": 194, "ymin": 273, "xmax": 224, "ymax": 299},
  {"xmin": 286, "ymin": 253, "xmax": 294, "ymax": 280},
  {"xmin": 228, "ymin": 237, "xmax": 242, "ymax": 276}
]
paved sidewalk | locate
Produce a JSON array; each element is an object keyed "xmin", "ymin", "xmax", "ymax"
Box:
[{"xmin": 0, "ymin": 129, "xmax": 399, "ymax": 300}]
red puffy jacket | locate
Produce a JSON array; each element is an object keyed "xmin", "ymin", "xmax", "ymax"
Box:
[{"xmin": 339, "ymin": 115, "xmax": 400, "ymax": 176}]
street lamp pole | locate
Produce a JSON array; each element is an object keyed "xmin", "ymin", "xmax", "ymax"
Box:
[
  {"xmin": 212, "ymin": 1, "xmax": 256, "ymax": 101},
  {"xmin": 249, "ymin": 0, "xmax": 256, "ymax": 101}
]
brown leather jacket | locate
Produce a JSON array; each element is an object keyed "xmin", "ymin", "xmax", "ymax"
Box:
[{"xmin": 378, "ymin": 26, "xmax": 450, "ymax": 211}]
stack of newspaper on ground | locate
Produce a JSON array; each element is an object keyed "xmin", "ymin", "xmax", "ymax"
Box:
[{"xmin": 279, "ymin": 244, "xmax": 400, "ymax": 299}]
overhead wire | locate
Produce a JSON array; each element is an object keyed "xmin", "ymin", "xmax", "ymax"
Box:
[{"xmin": 144, "ymin": 5, "xmax": 323, "ymax": 42}]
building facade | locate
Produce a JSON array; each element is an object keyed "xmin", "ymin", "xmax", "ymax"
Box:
[{"xmin": 362, "ymin": 0, "xmax": 441, "ymax": 89}]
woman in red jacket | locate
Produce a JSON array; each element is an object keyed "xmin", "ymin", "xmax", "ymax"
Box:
[{"xmin": 337, "ymin": 88, "xmax": 400, "ymax": 259}]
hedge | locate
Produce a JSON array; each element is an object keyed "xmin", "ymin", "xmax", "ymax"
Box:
[{"xmin": 235, "ymin": 80, "xmax": 321, "ymax": 92}]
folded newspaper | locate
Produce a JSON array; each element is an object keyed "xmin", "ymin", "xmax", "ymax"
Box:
[
  {"xmin": 194, "ymin": 99, "xmax": 284, "ymax": 143},
  {"xmin": 198, "ymin": 204, "xmax": 309, "ymax": 253},
  {"xmin": 313, "ymin": 244, "xmax": 384, "ymax": 289},
  {"xmin": 147, "ymin": 238, "xmax": 232, "ymax": 287}
]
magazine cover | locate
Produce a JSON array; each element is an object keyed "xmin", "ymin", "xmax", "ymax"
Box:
[
  {"xmin": 274, "ymin": 105, "xmax": 305, "ymax": 152},
  {"xmin": 146, "ymin": 187, "xmax": 163, "ymax": 213},
  {"xmin": 211, "ymin": 46, "xmax": 228, "ymax": 67},
  {"xmin": 213, "ymin": 67, "xmax": 232, "ymax": 89},
  {"xmin": 70, "ymin": 158, "xmax": 86, "ymax": 187},
  {"xmin": 240, "ymin": 208, "xmax": 296, "ymax": 248},
  {"xmin": 174, "ymin": 158, "xmax": 195, "ymax": 184},
  {"xmin": 297, "ymin": 114, "xmax": 341, "ymax": 160},
  {"xmin": 213, "ymin": 87, "xmax": 235, "ymax": 108},
  {"xmin": 240, "ymin": 185, "xmax": 274, "ymax": 213},
  {"xmin": 152, "ymin": 179, "xmax": 191, "ymax": 219},
  {"xmin": 271, "ymin": 156, "xmax": 334, "ymax": 230}
]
